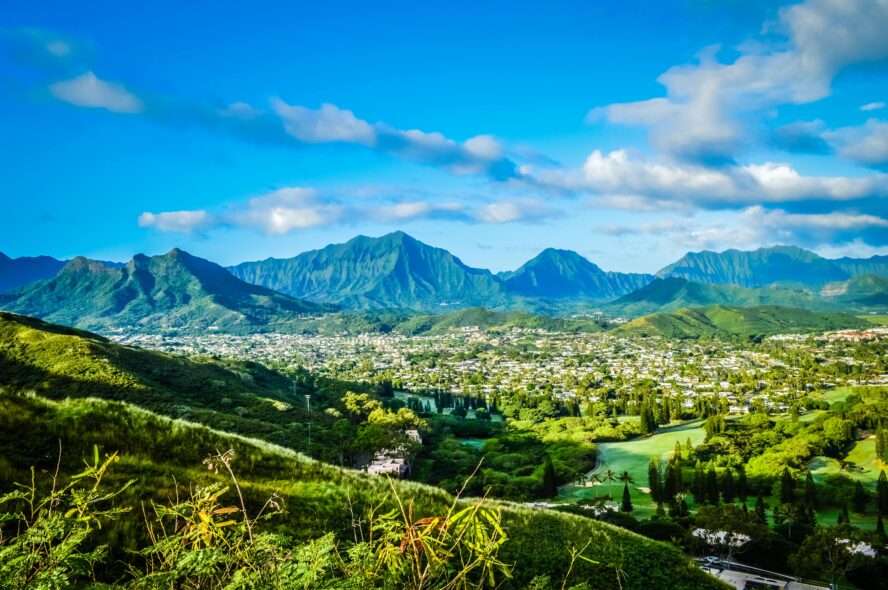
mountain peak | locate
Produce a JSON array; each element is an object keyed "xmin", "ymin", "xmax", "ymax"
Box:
[
  {"xmin": 657, "ymin": 245, "xmax": 846, "ymax": 287},
  {"xmin": 501, "ymin": 248, "xmax": 652, "ymax": 299},
  {"xmin": 0, "ymin": 249, "xmax": 327, "ymax": 332},
  {"xmin": 229, "ymin": 232, "xmax": 508, "ymax": 310}
]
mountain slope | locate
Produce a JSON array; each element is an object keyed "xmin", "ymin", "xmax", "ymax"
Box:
[
  {"xmin": 656, "ymin": 246, "xmax": 848, "ymax": 287},
  {"xmin": 608, "ymin": 277, "xmax": 830, "ymax": 317},
  {"xmin": 615, "ymin": 305, "xmax": 866, "ymax": 339},
  {"xmin": 0, "ymin": 252, "xmax": 66, "ymax": 292},
  {"xmin": 0, "ymin": 313, "xmax": 726, "ymax": 589},
  {"xmin": 0, "ymin": 249, "xmax": 328, "ymax": 332},
  {"xmin": 393, "ymin": 307, "xmax": 604, "ymax": 335},
  {"xmin": 833, "ymin": 255, "xmax": 888, "ymax": 278},
  {"xmin": 230, "ymin": 231, "xmax": 512, "ymax": 310},
  {"xmin": 500, "ymin": 248, "xmax": 653, "ymax": 299},
  {"xmin": 819, "ymin": 274, "xmax": 888, "ymax": 308}
]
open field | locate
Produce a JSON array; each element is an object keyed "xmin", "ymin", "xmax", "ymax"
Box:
[
  {"xmin": 861, "ymin": 314, "xmax": 888, "ymax": 326},
  {"xmin": 809, "ymin": 438, "xmax": 883, "ymax": 487},
  {"xmin": 559, "ymin": 420, "xmax": 707, "ymax": 518}
]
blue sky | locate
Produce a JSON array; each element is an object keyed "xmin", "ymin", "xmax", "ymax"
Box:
[{"xmin": 1, "ymin": 0, "xmax": 887, "ymax": 273}]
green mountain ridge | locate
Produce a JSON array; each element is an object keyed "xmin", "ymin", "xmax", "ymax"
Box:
[
  {"xmin": 229, "ymin": 231, "xmax": 514, "ymax": 311},
  {"xmin": 656, "ymin": 245, "xmax": 852, "ymax": 287},
  {"xmin": 0, "ymin": 252, "xmax": 67, "ymax": 292},
  {"xmin": 608, "ymin": 277, "xmax": 834, "ymax": 317},
  {"xmin": 655, "ymin": 246, "xmax": 888, "ymax": 289},
  {"xmin": 499, "ymin": 248, "xmax": 654, "ymax": 299},
  {"xmin": 615, "ymin": 305, "xmax": 868, "ymax": 339},
  {"xmin": 0, "ymin": 249, "xmax": 330, "ymax": 333}
]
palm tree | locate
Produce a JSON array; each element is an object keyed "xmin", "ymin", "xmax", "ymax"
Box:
[
  {"xmin": 588, "ymin": 473, "xmax": 603, "ymax": 496},
  {"xmin": 603, "ymin": 469, "xmax": 617, "ymax": 498},
  {"xmin": 618, "ymin": 470, "xmax": 635, "ymax": 485}
]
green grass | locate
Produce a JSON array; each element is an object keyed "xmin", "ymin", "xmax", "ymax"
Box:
[
  {"xmin": 0, "ymin": 312, "xmax": 728, "ymax": 589},
  {"xmin": 559, "ymin": 420, "xmax": 707, "ymax": 518},
  {"xmin": 860, "ymin": 314, "xmax": 888, "ymax": 326},
  {"xmin": 616, "ymin": 305, "xmax": 867, "ymax": 339},
  {"xmin": 809, "ymin": 438, "xmax": 883, "ymax": 487},
  {"xmin": 0, "ymin": 390, "xmax": 727, "ymax": 590}
]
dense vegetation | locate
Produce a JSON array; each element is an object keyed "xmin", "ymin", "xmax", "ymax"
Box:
[
  {"xmin": 616, "ymin": 305, "xmax": 868, "ymax": 339},
  {"xmin": 0, "ymin": 389, "xmax": 726, "ymax": 589},
  {"xmin": 0, "ymin": 249, "xmax": 328, "ymax": 333}
]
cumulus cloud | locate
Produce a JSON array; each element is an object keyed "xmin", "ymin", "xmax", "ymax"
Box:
[
  {"xmin": 271, "ymin": 101, "xmax": 376, "ymax": 145},
  {"xmin": 49, "ymin": 71, "xmax": 143, "ymax": 113},
  {"xmin": 532, "ymin": 149, "xmax": 888, "ymax": 210},
  {"xmin": 474, "ymin": 199, "xmax": 562, "ymax": 224},
  {"xmin": 589, "ymin": 0, "xmax": 888, "ymax": 163},
  {"xmin": 597, "ymin": 206, "xmax": 888, "ymax": 253},
  {"xmin": 825, "ymin": 119, "xmax": 888, "ymax": 168},
  {"xmin": 138, "ymin": 210, "xmax": 214, "ymax": 234},
  {"xmin": 137, "ymin": 188, "xmax": 562, "ymax": 235}
]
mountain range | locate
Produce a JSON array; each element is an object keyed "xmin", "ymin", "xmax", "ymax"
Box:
[
  {"xmin": 655, "ymin": 245, "xmax": 880, "ymax": 287},
  {"xmin": 0, "ymin": 253, "xmax": 66, "ymax": 292},
  {"xmin": 229, "ymin": 231, "xmax": 514, "ymax": 310},
  {"xmin": 497, "ymin": 248, "xmax": 654, "ymax": 299},
  {"xmin": 2, "ymin": 234, "xmax": 888, "ymax": 332},
  {"xmin": 0, "ymin": 248, "xmax": 328, "ymax": 332}
]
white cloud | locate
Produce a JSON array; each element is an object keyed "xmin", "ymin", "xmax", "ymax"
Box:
[
  {"xmin": 371, "ymin": 201, "xmax": 466, "ymax": 222},
  {"xmin": 474, "ymin": 198, "xmax": 561, "ymax": 224},
  {"xmin": 861, "ymin": 102, "xmax": 886, "ymax": 112},
  {"xmin": 589, "ymin": 0, "xmax": 888, "ymax": 162},
  {"xmin": 49, "ymin": 71, "xmax": 143, "ymax": 114},
  {"xmin": 825, "ymin": 119, "xmax": 888, "ymax": 167},
  {"xmin": 137, "ymin": 187, "xmax": 559, "ymax": 236},
  {"xmin": 532, "ymin": 149, "xmax": 888, "ymax": 208},
  {"xmin": 271, "ymin": 100, "xmax": 376, "ymax": 145},
  {"xmin": 231, "ymin": 188, "xmax": 345, "ymax": 234},
  {"xmin": 138, "ymin": 210, "xmax": 214, "ymax": 234},
  {"xmin": 597, "ymin": 206, "xmax": 888, "ymax": 254}
]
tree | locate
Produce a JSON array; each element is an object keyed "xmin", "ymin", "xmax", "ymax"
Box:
[
  {"xmin": 779, "ymin": 467, "xmax": 796, "ymax": 505},
  {"xmin": 720, "ymin": 469, "xmax": 735, "ymax": 504},
  {"xmin": 541, "ymin": 453, "xmax": 558, "ymax": 498},
  {"xmin": 648, "ymin": 458, "xmax": 662, "ymax": 505},
  {"xmin": 663, "ymin": 462, "xmax": 678, "ymax": 504},
  {"xmin": 736, "ymin": 467, "xmax": 749, "ymax": 503},
  {"xmin": 837, "ymin": 502, "xmax": 850, "ymax": 525},
  {"xmin": 692, "ymin": 464, "xmax": 706, "ymax": 505},
  {"xmin": 877, "ymin": 514, "xmax": 886, "ymax": 541},
  {"xmin": 853, "ymin": 481, "xmax": 867, "ymax": 514},
  {"xmin": 694, "ymin": 505, "xmax": 766, "ymax": 562},
  {"xmin": 804, "ymin": 470, "xmax": 817, "ymax": 508},
  {"xmin": 789, "ymin": 525, "xmax": 874, "ymax": 588},
  {"xmin": 603, "ymin": 468, "xmax": 618, "ymax": 498},
  {"xmin": 754, "ymin": 496, "xmax": 767, "ymax": 525},
  {"xmin": 878, "ymin": 470, "xmax": 888, "ymax": 516},
  {"xmin": 706, "ymin": 467, "xmax": 720, "ymax": 505},
  {"xmin": 621, "ymin": 482, "xmax": 633, "ymax": 513}
]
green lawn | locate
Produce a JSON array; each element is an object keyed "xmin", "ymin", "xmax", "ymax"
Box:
[
  {"xmin": 559, "ymin": 420, "xmax": 707, "ymax": 518},
  {"xmin": 809, "ymin": 437, "xmax": 883, "ymax": 487},
  {"xmin": 861, "ymin": 314, "xmax": 888, "ymax": 326}
]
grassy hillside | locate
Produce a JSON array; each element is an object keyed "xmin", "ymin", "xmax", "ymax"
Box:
[
  {"xmin": 394, "ymin": 307, "xmax": 604, "ymax": 335},
  {"xmin": 0, "ymin": 364, "xmax": 725, "ymax": 587},
  {"xmin": 608, "ymin": 277, "xmax": 831, "ymax": 317},
  {"xmin": 0, "ymin": 311, "xmax": 343, "ymax": 454},
  {"xmin": 615, "ymin": 305, "xmax": 866, "ymax": 339}
]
